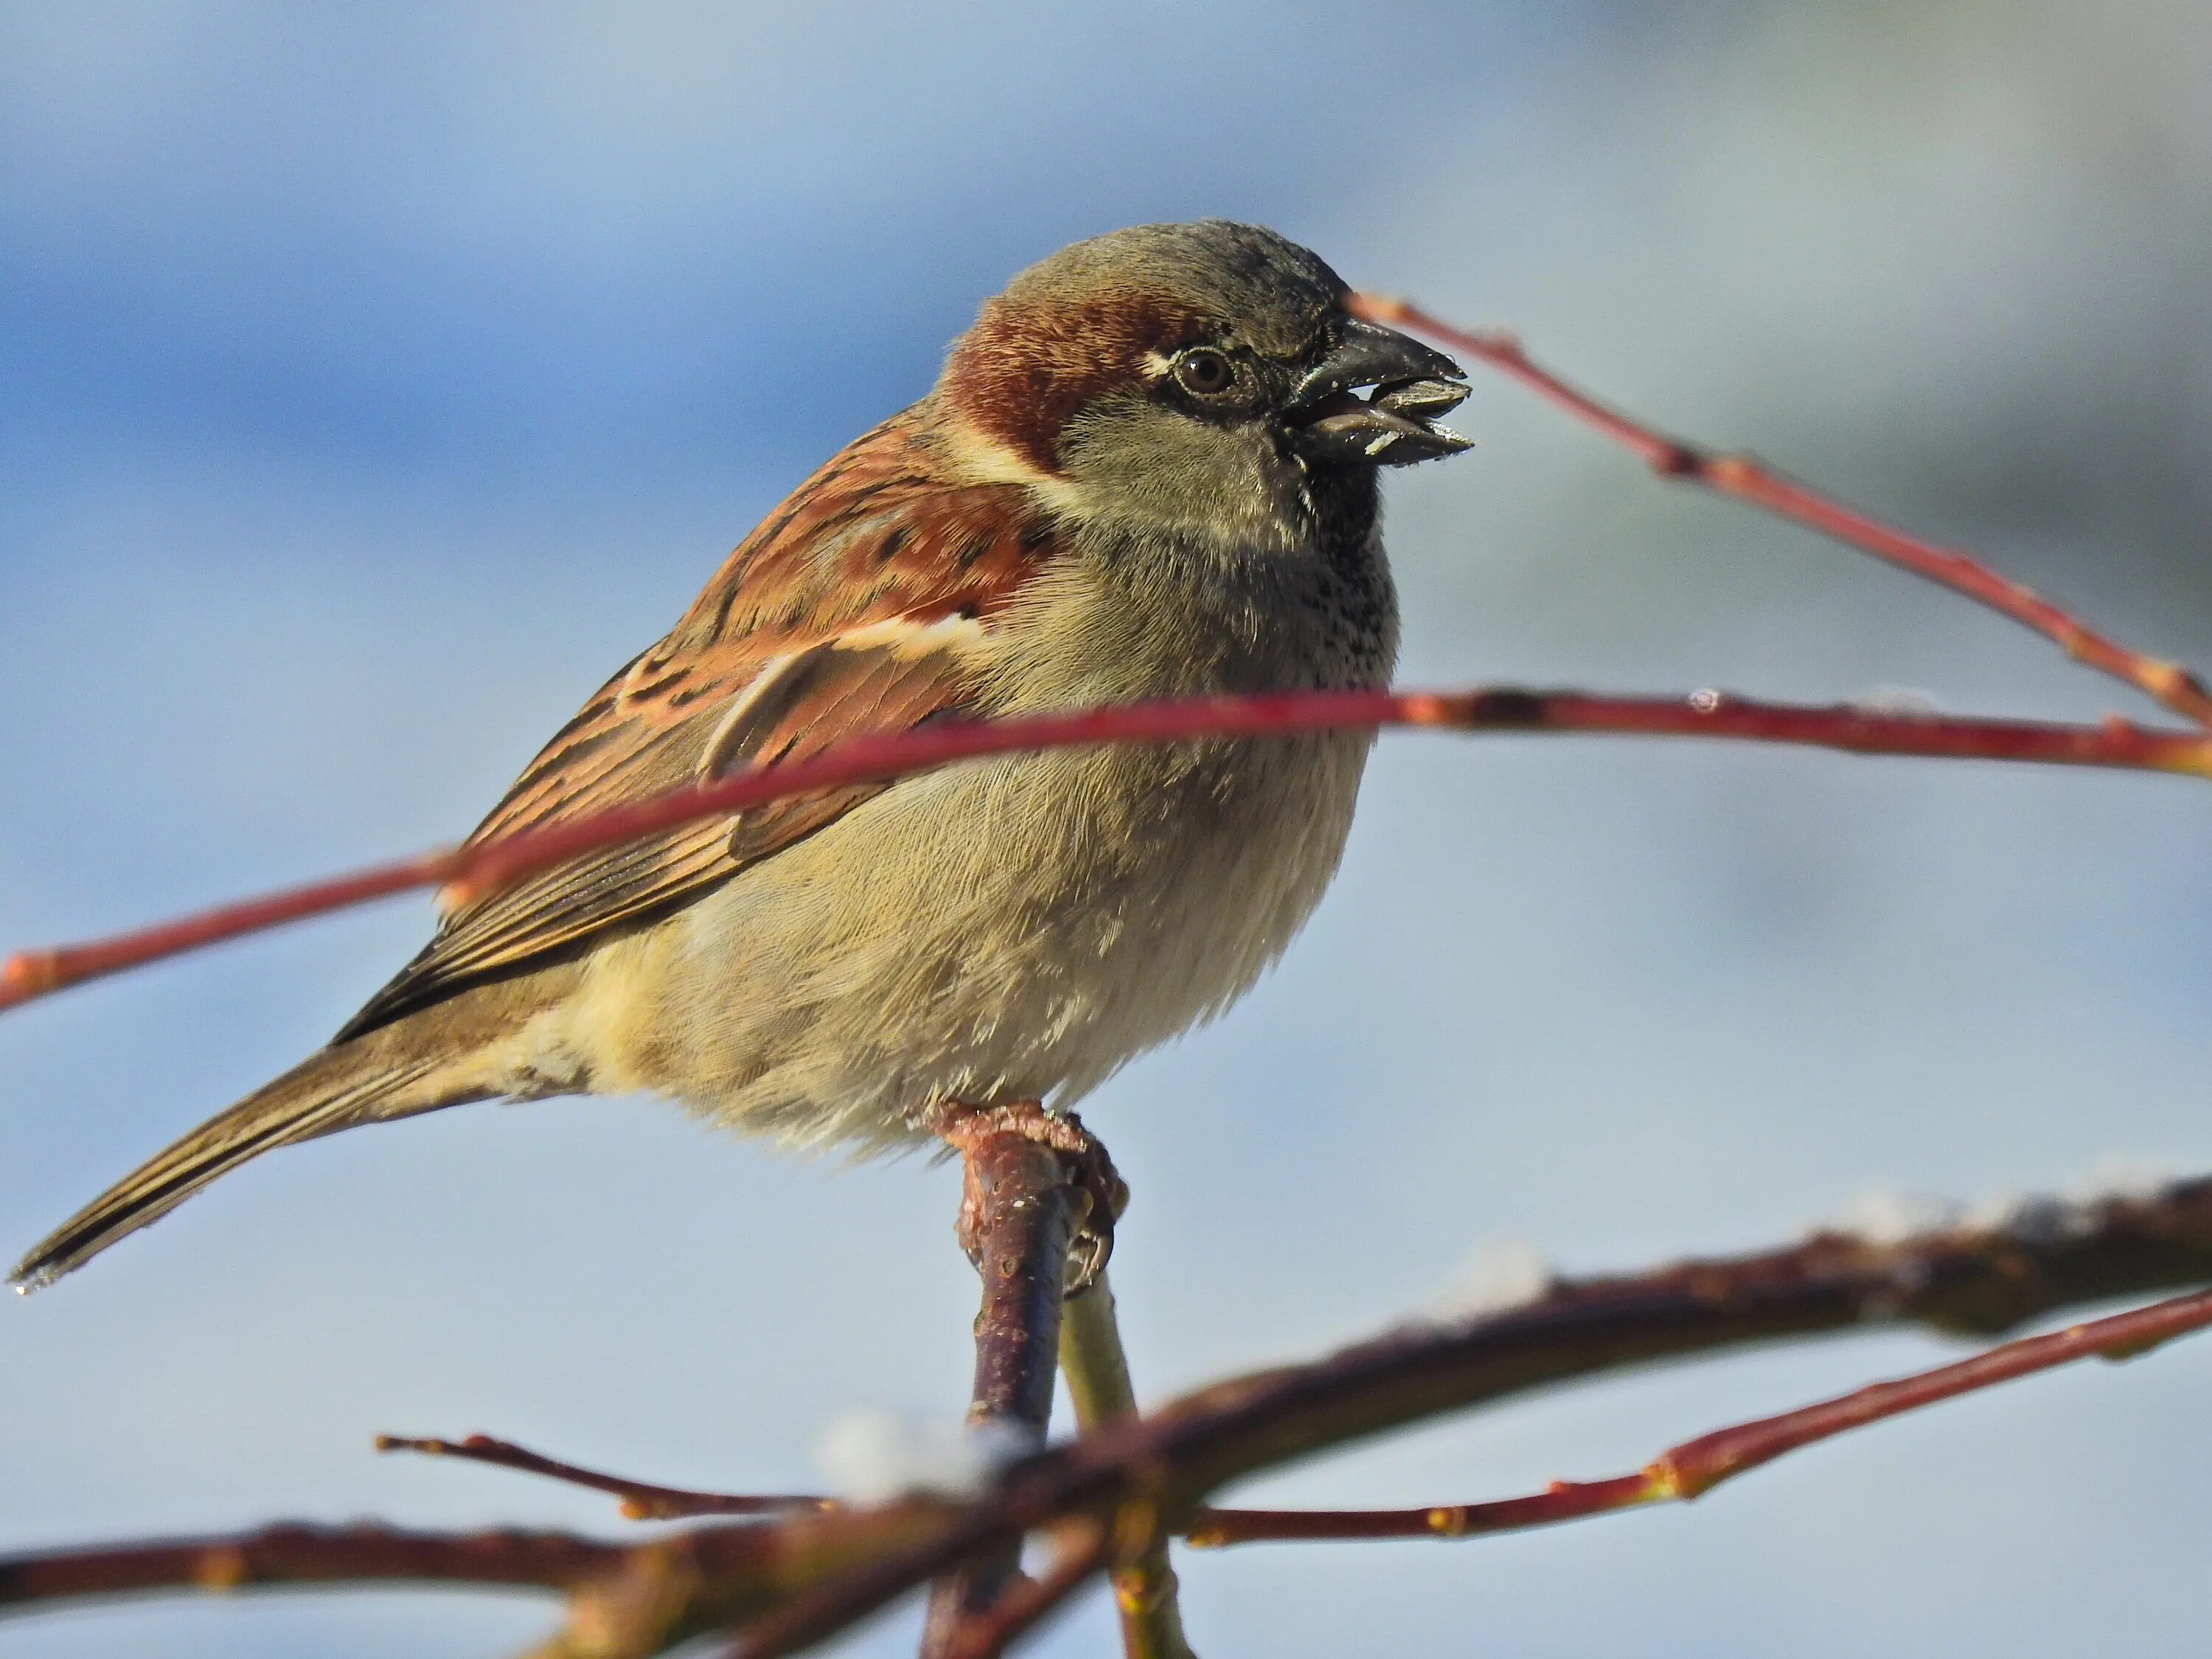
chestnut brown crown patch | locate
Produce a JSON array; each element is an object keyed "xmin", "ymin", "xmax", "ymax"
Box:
[{"xmin": 940, "ymin": 289, "xmax": 1212, "ymax": 475}]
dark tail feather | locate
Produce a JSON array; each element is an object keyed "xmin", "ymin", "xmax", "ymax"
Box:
[{"xmin": 11, "ymin": 1043, "xmax": 448, "ymax": 1293}]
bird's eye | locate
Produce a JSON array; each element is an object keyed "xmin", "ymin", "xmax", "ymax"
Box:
[{"xmin": 1172, "ymin": 348, "xmax": 1234, "ymax": 397}]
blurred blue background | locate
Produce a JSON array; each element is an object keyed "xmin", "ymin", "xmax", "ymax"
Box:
[{"xmin": 5, "ymin": 3, "xmax": 2212, "ymax": 1654}]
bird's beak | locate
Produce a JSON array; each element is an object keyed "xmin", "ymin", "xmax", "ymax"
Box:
[{"xmin": 1286, "ymin": 318, "xmax": 1474, "ymax": 467}]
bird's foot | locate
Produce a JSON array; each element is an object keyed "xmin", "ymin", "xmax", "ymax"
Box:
[{"xmin": 931, "ymin": 1101, "xmax": 1128, "ymax": 1295}]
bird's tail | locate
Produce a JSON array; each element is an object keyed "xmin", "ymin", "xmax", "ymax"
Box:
[{"xmin": 11, "ymin": 1041, "xmax": 462, "ymax": 1293}]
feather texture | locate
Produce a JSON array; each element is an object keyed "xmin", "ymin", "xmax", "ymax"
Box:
[
  {"xmin": 337, "ymin": 414, "xmax": 1055, "ymax": 1039},
  {"xmin": 15, "ymin": 220, "xmax": 1466, "ymax": 1291}
]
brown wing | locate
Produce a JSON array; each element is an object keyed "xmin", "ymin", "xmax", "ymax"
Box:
[{"xmin": 334, "ymin": 410, "xmax": 1054, "ymax": 1041}]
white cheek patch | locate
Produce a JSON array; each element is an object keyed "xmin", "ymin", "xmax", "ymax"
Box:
[
  {"xmin": 936, "ymin": 420, "xmax": 1052, "ymax": 485},
  {"xmin": 934, "ymin": 420, "xmax": 1085, "ymax": 515}
]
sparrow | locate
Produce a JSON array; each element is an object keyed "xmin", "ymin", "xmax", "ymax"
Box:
[{"xmin": 13, "ymin": 220, "xmax": 1471, "ymax": 1292}]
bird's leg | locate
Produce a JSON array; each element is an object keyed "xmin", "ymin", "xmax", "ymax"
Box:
[{"xmin": 932, "ymin": 1101, "xmax": 1129, "ymax": 1294}]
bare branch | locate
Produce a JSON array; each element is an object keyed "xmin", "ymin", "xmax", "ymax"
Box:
[
  {"xmin": 0, "ymin": 1509, "xmax": 981, "ymax": 1659},
  {"xmin": 15, "ymin": 1175, "xmax": 2212, "ymax": 1653},
  {"xmin": 1187, "ymin": 1283, "xmax": 2212, "ymax": 1547},
  {"xmin": 934, "ymin": 1520, "xmax": 1110, "ymax": 1659},
  {"xmin": 388, "ymin": 1161, "xmax": 2212, "ymax": 1565},
  {"xmin": 0, "ymin": 1523, "xmax": 627, "ymax": 1611},
  {"xmin": 720, "ymin": 1172, "xmax": 2212, "ymax": 1655},
  {"xmin": 5, "ymin": 689, "xmax": 2204, "ymax": 1018},
  {"xmin": 375, "ymin": 1433, "xmax": 830, "ymax": 1522},
  {"xmin": 1352, "ymin": 292, "xmax": 2212, "ymax": 731},
  {"xmin": 921, "ymin": 1109, "xmax": 1087, "ymax": 1656},
  {"xmin": 1188, "ymin": 1477, "xmax": 1658, "ymax": 1546},
  {"xmin": 1060, "ymin": 1279, "xmax": 1196, "ymax": 1659}
]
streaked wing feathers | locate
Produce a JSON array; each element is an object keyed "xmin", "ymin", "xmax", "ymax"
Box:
[{"xmin": 334, "ymin": 411, "xmax": 1048, "ymax": 1041}]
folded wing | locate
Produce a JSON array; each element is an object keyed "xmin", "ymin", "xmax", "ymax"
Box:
[{"xmin": 335, "ymin": 411, "xmax": 1053, "ymax": 1040}]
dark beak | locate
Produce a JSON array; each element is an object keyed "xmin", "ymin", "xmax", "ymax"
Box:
[{"xmin": 1286, "ymin": 318, "xmax": 1474, "ymax": 467}]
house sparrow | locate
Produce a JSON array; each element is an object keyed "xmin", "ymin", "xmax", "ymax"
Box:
[{"xmin": 13, "ymin": 220, "xmax": 1470, "ymax": 1292}]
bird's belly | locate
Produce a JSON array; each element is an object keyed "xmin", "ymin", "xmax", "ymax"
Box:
[{"xmin": 574, "ymin": 727, "xmax": 1372, "ymax": 1151}]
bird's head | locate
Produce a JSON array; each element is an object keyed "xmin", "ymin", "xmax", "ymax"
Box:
[{"xmin": 936, "ymin": 220, "xmax": 1471, "ymax": 543}]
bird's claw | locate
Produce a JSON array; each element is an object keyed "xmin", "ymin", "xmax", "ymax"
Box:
[{"xmin": 931, "ymin": 1101, "xmax": 1127, "ymax": 1296}]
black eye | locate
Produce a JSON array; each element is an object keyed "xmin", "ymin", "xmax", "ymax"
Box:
[{"xmin": 1172, "ymin": 347, "xmax": 1234, "ymax": 397}]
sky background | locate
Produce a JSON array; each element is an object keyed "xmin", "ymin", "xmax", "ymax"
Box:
[{"xmin": 5, "ymin": 2, "xmax": 2212, "ymax": 1654}]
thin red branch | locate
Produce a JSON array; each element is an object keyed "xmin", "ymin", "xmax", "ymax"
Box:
[
  {"xmin": 1651, "ymin": 1285, "xmax": 2212, "ymax": 1492},
  {"xmin": 1352, "ymin": 293, "xmax": 2212, "ymax": 731},
  {"xmin": 1187, "ymin": 1284, "xmax": 2212, "ymax": 1547},
  {"xmin": 721, "ymin": 1175, "xmax": 2212, "ymax": 1657},
  {"xmin": 382, "ymin": 1172, "xmax": 2212, "ymax": 1559},
  {"xmin": 1185, "ymin": 1476, "xmax": 1658, "ymax": 1546},
  {"xmin": 5, "ymin": 689, "xmax": 2205, "ymax": 1016},
  {"xmin": 375, "ymin": 1433, "xmax": 830, "ymax": 1522}
]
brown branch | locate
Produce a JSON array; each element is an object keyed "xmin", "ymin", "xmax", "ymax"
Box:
[
  {"xmin": 387, "ymin": 1149, "xmax": 2212, "ymax": 1565},
  {"xmin": 721, "ymin": 1172, "xmax": 2212, "ymax": 1656},
  {"xmin": 933, "ymin": 1520, "xmax": 1110, "ymax": 1659},
  {"xmin": 920, "ymin": 1110, "xmax": 1087, "ymax": 1656},
  {"xmin": 375, "ymin": 1433, "xmax": 831, "ymax": 1522},
  {"xmin": 5, "ymin": 689, "xmax": 2205, "ymax": 1018},
  {"xmin": 0, "ymin": 1511, "xmax": 945, "ymax": 1659},
  {"xmin": 13, "ymin": 1175, "xmax": 2212, "ymax": 1653},
  {"xmin": 1059, "ymin": 1276, "xmax": 1197, "ymax": 1659},
  {"xmin": 1352, "ymin": 293, "xmax": 2212, "ymax": 731},
  {"xmin": 0, "ymin": 1523, "xmax": 628, "ymax": 1610},
  {"xmin": 0, "ymin": 1509, "xmax": 977, "ymax": 1659},
  {"xmin": 1189, "ymin": 1476, "xmax": 1658, "ymax": 1546},
  {"xmin": 1186, "ymin": 1283, "xmax": 2212, "ymax": 1548}
]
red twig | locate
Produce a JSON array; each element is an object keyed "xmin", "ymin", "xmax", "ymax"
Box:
[
  {"xmin": 363, "ymin": 1212, "xmax": 2212, "ymax": 1566},
  {"xmin": 13, "ymin": 1178, "xmax": 2212, "ymax": 1649},
  {"xmin": 720, "ymin": 1178, "xmax": 2212, "ymax": 1658},
  {"xmin": 1352, "ymin": 293, "xmax": 2212, "ymax": 730},
  {"xmin": 1186, "ymin": 1284, "xmax": 2212, "ymax": 1548},
  {"xmin": 375, "ymin": 1433, "xmax": 831, "ymax": 1522},
  {"xmin": 1185, "ymin": 1476, "xmax": 1657, "ymax": 1545},
  {"xmin": 4, "ymin": 689, "xmax": 2205, "ymax": 1016}
]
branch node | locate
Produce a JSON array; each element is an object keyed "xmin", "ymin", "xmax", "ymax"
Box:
[
  {"xmin": 1655, "ymin": 439, "xmax": 1719, "ymax": 477},
  {"xmin": 0, "ymin": 949, "xmax": 58, "ymax": 1005}
]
